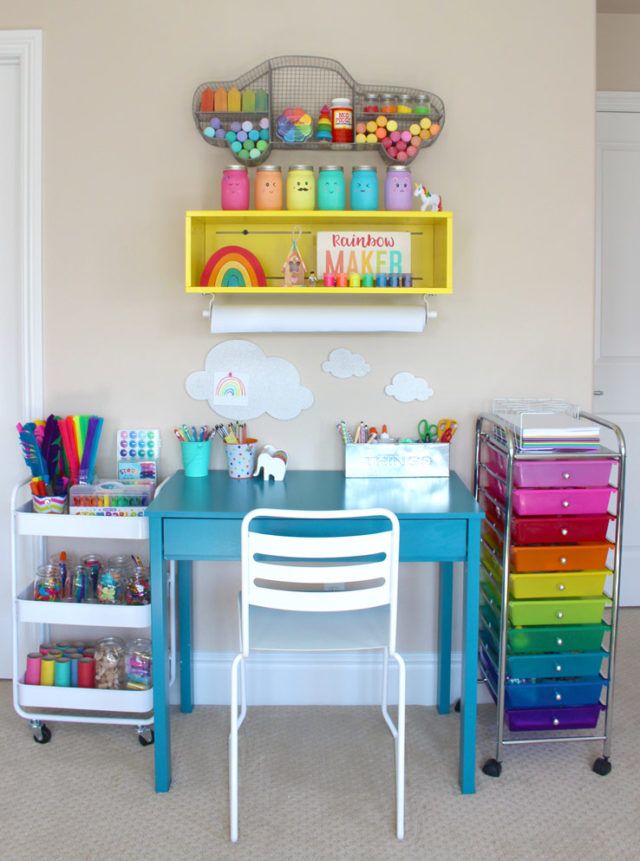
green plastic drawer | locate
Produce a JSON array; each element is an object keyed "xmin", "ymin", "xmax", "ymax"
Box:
[
  {"xmin": 509, "ymin": 570, "xmax": 608, "ymax": 600},
  {"xmin": 508, "ymin": 623, "xmax": 610, "ymax": 654},
  {"xmin": 509, "ymin": 597, "xmax": 607, "ymax": 627}
]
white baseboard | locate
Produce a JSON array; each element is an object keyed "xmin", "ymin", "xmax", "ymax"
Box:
[{"xmin": 170, "ymin": 651, "xmax": 493, "ymax": 707}]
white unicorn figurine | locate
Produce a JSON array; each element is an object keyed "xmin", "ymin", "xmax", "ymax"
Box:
[{"xmin": 414, "ymin": 183, "xmax": 442, "ymax": 212}]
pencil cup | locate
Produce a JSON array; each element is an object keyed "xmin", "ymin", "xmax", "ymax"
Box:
[
  {"xmin": 32, "ymin": 493, "xmax": 67, "ymax": 514},
  {"xmin": 180, "ymin": 440, "xmax": 212, "ymax": 478},
  {"xmin": 224, "ymin": 439, "xmax": 258, "ymax": 479}
]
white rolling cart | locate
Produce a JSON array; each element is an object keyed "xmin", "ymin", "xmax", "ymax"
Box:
[{"xmin": 11, "ymin": 477, "xmax": 176, "ymax": 745}]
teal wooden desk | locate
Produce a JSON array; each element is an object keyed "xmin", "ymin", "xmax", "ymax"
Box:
[{"xmin": 147, "ymin": 469, "xmax": 483, "ymax": 795}]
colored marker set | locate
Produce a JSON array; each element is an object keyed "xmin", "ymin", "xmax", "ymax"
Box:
[
  {"xmin": 323, "ymin": 272, "xmax": 413, "ymax": 288},
  {"xmin": 173, "ymin": 424, "xmax": 214, "ymax": 442},
  {"xmin": 69, "ymin": 480, "xmax": 155, "ymax": 517}
]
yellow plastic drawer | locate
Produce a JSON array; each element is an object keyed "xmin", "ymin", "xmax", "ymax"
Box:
[{"xmin": 509, "ymin": 570, "xmax": 608, "ymax": 600}]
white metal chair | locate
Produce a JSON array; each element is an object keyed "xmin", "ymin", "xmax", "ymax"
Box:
[{"xmin": 229, "ymin": 508, "xmax": 405, "ymax": 842}]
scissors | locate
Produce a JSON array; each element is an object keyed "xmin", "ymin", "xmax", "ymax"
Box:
[
  {"xmin": 437, "ymin": 418, "xmax": 458, "ymax": 443},
  {"xmin": 417, "ymin": 419, "xmax": 439, "ymax": 443}
]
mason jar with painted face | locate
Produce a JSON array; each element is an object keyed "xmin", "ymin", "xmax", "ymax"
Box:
[
  {"xmin": 384, "ymin": 165, "xmax": 413, "ymax": 211},
  {"xmin": 350, "ymin": 165, "xmax": 379, "ymax": 211},
  {"xmin": 254, "ymin": 165, "xmax": 283, "ymax": 211},
  {"xmin": 317, "ymin": 166, "xmax": 346, "ymax": 211},
  {"xmin": 286, "ymin": 165, "xmax": 315, "ymax": 210}
]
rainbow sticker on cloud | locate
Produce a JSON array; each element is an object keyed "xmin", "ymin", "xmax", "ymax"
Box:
[{"xmin": 213, "ymin": 371, "xmax": 249, "ymax": 406}]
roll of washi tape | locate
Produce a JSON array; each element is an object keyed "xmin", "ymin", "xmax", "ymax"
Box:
[
  {"xmin": 68, "ymin": 654, "xmax": 81, "ymax": 686},
  {"xmin": 375, "ymin": 273, "xmax": 387, "ymax": 287},
  {"xmin": 40, "ymin": 656, "xmax": 56, "ymax": 686},
  {"xmin": 46, "ymin": 649, "xmax": 63, "ymax": 660},
  {"xmin": 361, "ymin": 273, "xmax": 374, "ymax": 287},
  {"xmin": 389, "ymin": 274, "xmax": 400, "ymax": 287},
  {"xmin": 348, "ymin": 272, "xmax": 361, "ymax": 287},
  {"xmin": 335, "ymin": 273, "xmax": 348, "ymax": 287},
  {"xmin": 54, "ymin": 657, "xmax": 71, "ymax": 687},
  {"xmin": 401, "ymin": 273, "xmax": 413, "ymax": 287},
  {"xmin": 323, "ymin": 273, "xmax": 336, "ymax": 287},
  {"xmin": 25, "ymin": 653, "xmax": 42, "ymax": 685},
  {"xmin": 78, "ymin": 657, "xmax": 95, "ymax": 688}
]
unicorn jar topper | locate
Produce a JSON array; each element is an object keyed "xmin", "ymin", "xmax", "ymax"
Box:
[
  {"xmin": 414, "ymin": 183, "xmax": 442, "ymax": 212},
  {"xmin": 282, "ymin": 226, "xmax": 307, "ymax": 286}
]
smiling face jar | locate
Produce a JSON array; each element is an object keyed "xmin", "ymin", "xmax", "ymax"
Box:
[
  {"xmin": 384, "ymin": 165, "xmax": 413, "ymax": 211},
  {"xmin": 286, "ymin": 165, "xmax": 315, "ymax": 211},
  {"xmin": 254, "ymin": 165, "xmax": 282, "ymax": 211},
  {"xmin": 350, "ymin": 166, "xmax": 378, "ymax": 211},
  {"xmin": 221, "ymin": 165, "xmax": 249, "ymax": 210},
  {"xmin": 317, "ymin": 166, "xmax": 346, "ymax": 211}
]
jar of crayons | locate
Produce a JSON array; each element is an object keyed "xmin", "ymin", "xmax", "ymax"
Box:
[{"xmin": 125, "ymin": 638, "xmax": 152, "ymax": 690}]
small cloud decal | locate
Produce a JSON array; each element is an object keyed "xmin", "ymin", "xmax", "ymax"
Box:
[
  {"xmin": 186, "ymin": 339, "xmax": 313, "ymax": 420},
  {"xmin": 385, "ymin": 372, "xmax": 434, "ymax": 403},
  {"xmin": 322, "ymin": 348, "xmax": 370, "ymax": 380}
]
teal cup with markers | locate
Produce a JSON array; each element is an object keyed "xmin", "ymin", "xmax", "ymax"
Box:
[{"xmin": 181, "ymin": 440, "xmax": 212, "ymax": 478}]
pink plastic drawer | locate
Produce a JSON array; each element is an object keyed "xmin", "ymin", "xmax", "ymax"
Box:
[
  {"xmin": 481, "ymin": 443, "xmax": 614, "ymax": 488},
  {"xmin": 511, "ymin": 514, "xmax": 614, "ymax": 545},
  {"xmin": 510, "ymin": 542, "xmax": 611, "ymax": 572},
  {"xmin": 512, "ymin": 487, "xmax": 616, "ymax": 517}
]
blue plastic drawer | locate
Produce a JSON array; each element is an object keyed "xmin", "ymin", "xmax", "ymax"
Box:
[
  {"xmin": 505, "ymin": 677, "xmax": 606, "ymax": 710},
  {"xmin": 506, "ymin": 651, "xmax": 606, "ymax": 680}
]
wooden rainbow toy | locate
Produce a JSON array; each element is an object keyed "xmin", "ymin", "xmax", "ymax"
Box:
[{"xmin": 199, "ymin": 245, "xmax": 267, "ymax": 288}]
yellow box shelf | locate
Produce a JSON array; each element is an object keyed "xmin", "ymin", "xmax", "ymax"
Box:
[{"xmin": 185, "ymin": 210, "xmax": 452, "ymax": 295}]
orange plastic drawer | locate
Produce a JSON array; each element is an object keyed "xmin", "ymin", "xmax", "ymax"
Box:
[
  {"xmin": 509, "ymin": 570, "xmax": 608, "ymax": 599},
  {"xmin": 510, "ymin": 543, "xmax": 611, "ymax": 572}
]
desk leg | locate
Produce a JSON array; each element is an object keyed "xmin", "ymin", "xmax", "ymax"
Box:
[
  {"xmin": 459, "ymin": 517, "xmax": 481, "ymax": 794},
  {"xmin": 178, "ymin": 560, "xmax": 193, "ymax": 714},
  {"xmin": 437, "ymin": 562, "xmax": 453, "ymax": 715},
  {"xmin": 150, "ymin": 517, "xmax": 172, "ymax": 792}
]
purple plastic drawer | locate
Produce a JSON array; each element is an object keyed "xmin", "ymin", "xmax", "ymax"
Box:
[
  {"xmin": 512, "ymin": 487, "xmax": 616, "ymax": 517},
  {"xmin": 506, "ymin": 704, "xmax": 603, "ymax": 732},
  {"xmin": 482, "ymin": 444, "xmax": 615, "ymax": 488}
]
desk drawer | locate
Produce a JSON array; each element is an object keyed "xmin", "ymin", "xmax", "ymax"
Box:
[
  {"xmin": 509, "ymin": 570, "xmax": 608, "ymax": 600},
  {"xmin": 162, "ymin": 517, "xmax": 468, "ymax": 562},
  {"xmin": 510, "ymin": 543, "xmax": 611, "ymax": 573},
  {"xmin": 508, "ymin": 597, "xmax": 607, "ymax": 627}
]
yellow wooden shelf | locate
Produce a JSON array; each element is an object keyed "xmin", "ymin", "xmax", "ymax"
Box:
[{"xmin": 185, "ymin": 209, "xmax": 452, "ymax": 295}]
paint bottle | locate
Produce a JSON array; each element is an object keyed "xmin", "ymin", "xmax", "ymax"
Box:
[
  {"xmin": 331, "ymin": 98, "xmax": 354, "ymax": 143},
  {"xmin": 350, "ymin": 166, "xmax": 378, "ymax": 211},
  {"xmin": 317, "ymin": 166, "xmax": 346, "ymax": 211},
  {"xmin": 255, "ymin": 165, "xmax": 283, "ymax": 211},
  {"xmin": 384, "ymin": 165, "xmax": 413, "ymax": 211},
  {"xmin": 221, "ymin": 165, "xmax": 250, "ymax": 210},
  {"xmin": 286, "ymin": 166, "xmax": 315, "ymax": 211}
]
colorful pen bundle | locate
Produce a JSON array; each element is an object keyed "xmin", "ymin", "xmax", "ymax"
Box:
[
  {"xmin": 214, "ymin": 422, "xmax": 248, "ymax": 444},
  {"xmin": 17, "ymin": 413, "xmax": 104, "ymax": 494},
  {"xmin": 173, "ymin": 424, "xmax": 214, "ymax": 442},
  {"xmin": 336, "ymin": 420, "xmax": 393, "ymax": 445}
]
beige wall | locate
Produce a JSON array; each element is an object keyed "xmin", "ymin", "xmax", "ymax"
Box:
[
  {"xmin": 1, "ymin": 1, "xmax": 596, "ymax": 654},
  {"xmin": 597, "ymin": 13, "xmax": 640, "ymax": 89}
]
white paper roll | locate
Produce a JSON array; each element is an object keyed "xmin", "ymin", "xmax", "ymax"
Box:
[{"xmin": 208, "ymin": 303, "xmax": 427, "ymax": 333}]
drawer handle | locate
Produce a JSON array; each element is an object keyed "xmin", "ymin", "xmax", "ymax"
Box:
[
  {"xmin": 562, "ymin": 500, "xmax": 570, "ymax": 508},
  {"xmin": 558, "ymin": 584, "xmax": 566, "ymax": 591},
  {"xmin": 552, "ymin": 717, "xmax": 560, "ymax": 726},
  {"xmin": 556, "ymin": 637, "xmax": 564, "ymax": 646},
  {"xmin": 561, "ymin": 528, "xmax": 569, "ymax": 536},
  {"xmin": 560, "ymin": 557, "xmax": 567, "ymax": 565},
  {"xmin": 562, "ymin": 472, "xmax": 571, "ymax": 480},
  {"xmin": 555, "ymin": 692, "xmax": 562, "ymax": 702},
  {"xmin": 555, "ymin": 665, "xmax": 563, "ymax": 673},
  {"xmin": 556, "ymin": 611, "xmax": 564, "ymax": 619}
]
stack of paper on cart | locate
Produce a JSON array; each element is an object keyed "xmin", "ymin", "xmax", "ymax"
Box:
[{"xmin": 499, "ymin": 413, "xmax": 601, "ymax": 451}]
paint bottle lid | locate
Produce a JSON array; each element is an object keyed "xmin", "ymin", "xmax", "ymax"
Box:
[
  {"xmin": 289, "ymin": 165, "xmax": 314, "ymax": 172},
  {"xmin": 256, "ymin": 164, "xmax": 281, "ymax": 172},
  {"xmin": 387, "ymin": 165, "xmax": 412, "ymax": 172},
  {"xmin": 223, "ymin": 164, "xmax": 248, "ymax": 172},
  {"xmin": 319, "ymin": 165, "xmax": 343, "ymax": 172},
  {"xmin": 331, "ymin": 98, "xmax": 352, "ymax": 107},
  {"xmin": 352, "ymin": 165, "xmax": 377, "ymax": 172}
]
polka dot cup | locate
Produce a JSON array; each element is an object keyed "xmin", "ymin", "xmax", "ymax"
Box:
[{"xmin": 224, "ymin": 440, "xmax": 258, "ymax": 479}]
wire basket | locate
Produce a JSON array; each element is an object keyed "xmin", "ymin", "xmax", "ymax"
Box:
[
  {"xmin": 192, "ymin": 55, "xmax": 445, "ymax": 167},
  {"xmin": 490, "ymin": 399, "xmax": 600, "ymax": 451}
]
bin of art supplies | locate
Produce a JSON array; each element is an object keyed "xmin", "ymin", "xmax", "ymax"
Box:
[
  {"xmin": 180, "ymin": 439, "xmax": 212, "ymax": 477},
  {"xmin": 225, "ymin": 439, "xmax": 258, "ymax": 479},
  {"xmin": 32, "ymin": 493, "xmax": 67, "ymax": 514},
  {"xmin": 345, "ymin": 442, "xmax": 449, "ymax": 478},
  {"xmin": 69, "ymin": 480, "xmax": 154, "ymax": 516}
]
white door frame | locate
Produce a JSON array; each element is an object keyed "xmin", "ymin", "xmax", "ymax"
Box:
[{"xmin": 0, "ymin": 29, "xmax": 43, "ymax": 416}]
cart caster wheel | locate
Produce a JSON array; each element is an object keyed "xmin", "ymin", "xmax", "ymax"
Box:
[
  {"xmin": 593, "ymin": 756, "xmax": 612, "ymax": 776},
  {"xmin": 138, "ymin": 729, "xmax": 154, "ymax": 747},
  {"xmin": 33, "ymin": 724, "xmax": 52, "ymax": 744},
  {"xmin": 454, "ymin": 699, "xmax": 461, "ymax": 713},
  {"xmin": 482, "ymin": 758, "xmax": 502, "ymax": 778}
]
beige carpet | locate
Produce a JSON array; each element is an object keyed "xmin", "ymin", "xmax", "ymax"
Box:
[{"xmin": 2, "ymin": 610, "xmax": 639, "ymax": 861}]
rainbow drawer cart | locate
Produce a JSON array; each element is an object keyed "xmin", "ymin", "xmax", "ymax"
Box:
[{"xmin": 473, "ymin": 405, "xmax": 625, "ymax": 777}]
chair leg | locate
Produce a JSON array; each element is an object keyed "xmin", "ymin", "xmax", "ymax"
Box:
[
  {"xmin": 229, "ymin": 653, "xmax": 243, "ymax": 842},
  {"xmin": 381, "ymin": 646, "xmax": 397, "ymax": 738},
  {"xmin": 393, "ymin": 652, "xmax": 406, "ymax": 841}
]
